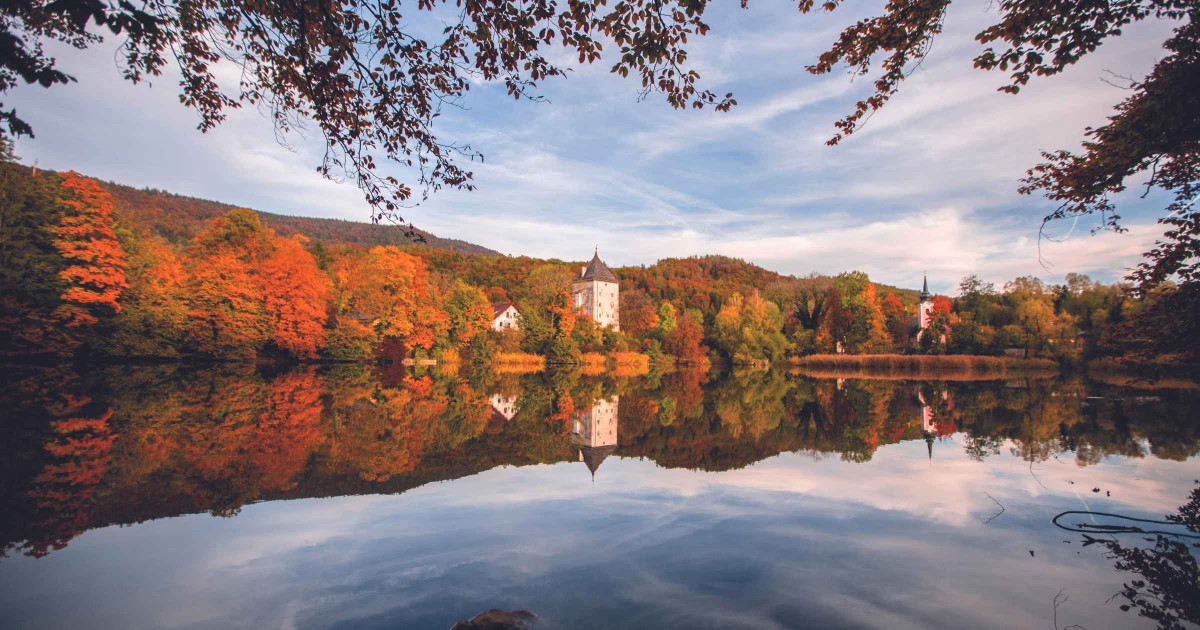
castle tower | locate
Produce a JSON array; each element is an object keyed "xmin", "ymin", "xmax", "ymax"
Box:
[{"xmin": 572, "ymin": 250, "xmax": 620, "ymax": 330}]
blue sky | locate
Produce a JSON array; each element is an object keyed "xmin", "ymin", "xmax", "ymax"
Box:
[{"xmin": 7, "ymin": 3, "xmax": 1177, "ymax": 293}]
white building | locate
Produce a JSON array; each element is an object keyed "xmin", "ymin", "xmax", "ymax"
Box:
[
  {"xmin": 491, "ymin": 302, "xmax": 520, "ymax": 331},
  {"xmin": 489, "ymin": 394, "xmax": 518, "ymax": 421},
  {"xmin": 911, "ymin": 274, "xmax": 946, "ymax": 347},
  {"xmin": 572, "ymin": 250, "xmax": 619, "ymax": 330},
  {"xmin": 570, "ymin": 396, "xmax": 619, "ymax": 479}
]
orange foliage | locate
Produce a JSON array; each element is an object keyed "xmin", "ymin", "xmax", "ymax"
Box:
[
  {"xmin": 52, "ymin": 172, "xmax": 127, "ymax": 328},
  {"xmin": 611, "ymin": 352, "xmax": 650, "ymax": 376},
  {"xmin": 26, "ymin": 407, "xmax": 117, "ymax": 557},
  {"xmin": 580, "ymin": 352, "xmax": 607, "ymax": 375},
  {"xmin": 548, "ymin": 289, "xmax": 576, "ymax": 336},
  {"xmin": 333, "ymin": 246, "xmax": 449, "ymax": 353},
  {"xmin": 664, "ymin": 315, "xmax": 708, "ymax": 364},
  {"xmin": 185, "ymin": 250, "xmax": 270, "ymax": 357},
  {"xmin": 261, "ymin": 235, "xmax": 331, "ymax": 357}
]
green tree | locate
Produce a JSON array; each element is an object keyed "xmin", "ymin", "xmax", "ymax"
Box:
[
  {"xmin": 714, "ymin": 291, "xmax": 788, "ymax": 364},
  {"xmin": 443, "ymin": 279, "xmax": 493, "ymax": 345},
  {"xmin": 657, "ymin": 301, "xmax": 678, "ymax": 335}
]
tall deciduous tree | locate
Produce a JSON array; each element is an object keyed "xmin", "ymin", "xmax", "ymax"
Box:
[
  {"xmin": 52, "ymin": 172, "xmax": 127, "ymax": 329},
  {"xmin": 714, "ymin": 291, "xmax": 788, "ymax": 364},
  {"xmin": 663, "ymin": 312, "xmax": 708, "ymax": 365},
  {"xmin": 880, "ymin": 291, "xmax": 910, "ymax": 348},
  {"xmin": 100, "ymin": 230, "xmax": 188, "ymax": 357},
  {"xmin": 332, "ymin": 246, "xmax": 449, "ymax": 358},
  {"xmin": 618, "ymin": 290, "xmax": 659, "ymax": 338},
  {"xmin": 260, "ymin": 235, "xmax": 331, "ymax": 358},
  {"xmin": 184, "ymin": 209, "xmax": 330, "ymax": 358}
]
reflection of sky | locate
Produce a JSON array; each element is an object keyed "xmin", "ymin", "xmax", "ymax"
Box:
[{"xmin": 1, "ymin": 438, "xmax": 1196, "ymax": 629}]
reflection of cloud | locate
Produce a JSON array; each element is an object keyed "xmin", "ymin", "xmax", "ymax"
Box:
[{"xmin": 2, "ymin": 435, "xmax": 1196, "ymax": 629}]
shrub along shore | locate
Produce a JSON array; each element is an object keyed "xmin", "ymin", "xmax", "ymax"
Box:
[{"xmin": 791, "ymin": 354, "xmax": 1059, "ymax": 374}]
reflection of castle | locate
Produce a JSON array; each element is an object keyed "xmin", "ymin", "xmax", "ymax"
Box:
[{"xmin": 570, "ymin": 396, "xmax": 619, "ymax": 479}]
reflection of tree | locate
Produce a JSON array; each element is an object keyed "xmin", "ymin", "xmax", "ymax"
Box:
[
  {"xmin": 1081, "ymin": 485, "xmax": 1200, "ymax": 629},
  {"xmin": 5, "ymin": 364, "xmax": 1200, "ymax": 560},
  {"xmin": 25, "ymin": 405, "xmax": 116, "ymax": 557}
]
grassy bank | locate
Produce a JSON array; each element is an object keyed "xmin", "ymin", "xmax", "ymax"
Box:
[
  {"xmin": 791, "ymin": 354, "xmax": 1058, "ymax": 379},
  {"xmin": 494, "ymin": 352, "xmax": 547, "ymax": 373}
]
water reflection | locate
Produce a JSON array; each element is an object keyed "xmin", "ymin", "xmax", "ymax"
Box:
[
  {"xmin": 0, "ymin": 364, "xmax": 1198, "ymax": 628},
  {"xmin": 571, "ymin": 396, "xmax": 619, "ymax": 479}
]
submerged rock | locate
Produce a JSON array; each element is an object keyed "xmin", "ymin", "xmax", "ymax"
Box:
[{"xmin": 451, "ymin": 609, "xmax": 538, "ymax": 630}]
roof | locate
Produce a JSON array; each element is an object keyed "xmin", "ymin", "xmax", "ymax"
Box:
[
  {"xmin": 920, "ymin": 274, "xmax": 931, "ymax": 301},
  {"xmin": 491, "ymin": 302, "xmax": 516, "ymax": 318},
  {"xmin": 580, "ymin": 444, "xmax": 617, "ymax": 477},
  {"xmin": 581, "ymin": 251, "xmax": 619, "ymax": 283}
]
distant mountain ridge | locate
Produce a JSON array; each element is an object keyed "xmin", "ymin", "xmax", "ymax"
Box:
[{"xmin": 84, "ymin": 172, "xmax": 503, "ymax": 256}]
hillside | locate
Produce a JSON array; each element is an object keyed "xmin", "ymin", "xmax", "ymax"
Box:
[
  {"xmin": 92, "ymin": 171, "xmax": 503, "ymax": 256},
  {"xmin": 86, "ymin": 170, "xmax": 921, "ymax": 298},
  {"xmin": 14, "ymin": 164, "xmax": 923, "ymax": 303}
]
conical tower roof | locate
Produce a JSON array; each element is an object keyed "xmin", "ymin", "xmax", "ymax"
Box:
[
  {"xmin": 580, "ymin": 444, "xmax": 617, "ymax": 478},
  {"xmin": 920, "ymin": 273, "xmax": 931, "ymax": 301},
  {"xmin": 581, "ymin": 250, "xmax": 619, "ymax": 283}
]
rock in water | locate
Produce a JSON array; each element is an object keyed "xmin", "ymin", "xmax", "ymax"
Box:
[{"xmin": 451, "ymin": 609, "xmax": 538, "ymax": 630}]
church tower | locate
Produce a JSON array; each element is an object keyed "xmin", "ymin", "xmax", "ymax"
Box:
[
  {"xmin": 915, "ymin": 273, "xmax": 933, "ymax": 344},
  {"xmin": 572, "ymin": 250, "xmax": 620, "ymax": 330}
]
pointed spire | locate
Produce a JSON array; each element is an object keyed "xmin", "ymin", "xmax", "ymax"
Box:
[
  {"xmin": 927, "ymin": 434, "xmax": 934, "ymax": 462},
  {"xmin": 920, "ymin": 272, "xmax": 931, "ymax": 302},
  {"xmin": 581, "ymin": 250, "xmax": 619, "ymax": 283}
]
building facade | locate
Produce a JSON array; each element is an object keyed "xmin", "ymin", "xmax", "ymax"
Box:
[
  {"xmin": 491, "ymin": 302, "xmax": 520, "ymax": 331},
  {"xmin": 571, "ymin": 250, "xmax": 620, "ymax": 330}
]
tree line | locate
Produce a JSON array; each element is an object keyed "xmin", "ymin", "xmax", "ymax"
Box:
[{"xmin": 1, "ymin": 157, "xmax": 1191, "ymax": 366}]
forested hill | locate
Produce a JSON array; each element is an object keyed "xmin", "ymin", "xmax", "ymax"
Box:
[
  {"xmin": 616, "ymin": 256, "xmax": 921, "ymax": 310},
  {"xmin": 81, "ymin": 169, "xmax": 502, "ymax": 256}
]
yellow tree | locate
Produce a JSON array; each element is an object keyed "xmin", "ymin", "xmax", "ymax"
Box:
[{"xmin": 1006, "ymin": 277, "xmax": 1077, "ymax": 358}]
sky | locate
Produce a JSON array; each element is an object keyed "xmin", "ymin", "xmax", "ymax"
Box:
[{"xmin": 6, "ymin": 2, "xmax": 1180, "ymax": 293}]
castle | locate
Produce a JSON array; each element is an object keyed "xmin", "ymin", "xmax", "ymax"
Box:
[{"xmin": 572, "ymin": 250, "xmax": 619, "ymax": 330}]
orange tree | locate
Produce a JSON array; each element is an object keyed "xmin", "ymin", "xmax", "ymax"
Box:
[{"xmin": 330, "ymin": 246, "xmax": 449, "ymax": 359}]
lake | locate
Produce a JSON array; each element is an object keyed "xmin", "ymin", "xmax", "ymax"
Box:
[{"xmin": 1, "ymin": 364, "xmax": 1198, "ymax": 629}]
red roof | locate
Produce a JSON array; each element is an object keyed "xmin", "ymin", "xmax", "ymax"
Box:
[{"xmin": 491, "ymin": 302, "xmax": 515, "ymax": 318}]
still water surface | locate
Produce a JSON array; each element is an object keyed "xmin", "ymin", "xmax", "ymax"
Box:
[{"xmin": 1, "ymin": 365, "xmax": 1198, "ymax": 629}]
